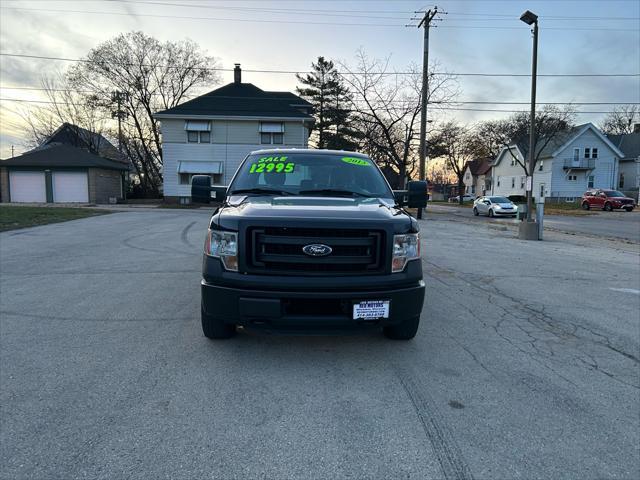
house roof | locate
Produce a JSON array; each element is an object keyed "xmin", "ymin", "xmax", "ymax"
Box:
[
  {"xmin": 40, "ymin": 122, "xmax": 122, "ymax": 162},
  {"xmin": 607, "ymin": 132, "xmax": 640, "ymax": 161},
  {"xmin": 465, "ymin": 158, "xmax": 492, "ymax": 176},
  {"xmin": 154, "ymin": 82, "xmax": 314, "ymax": 119},
  {"xmin": 495, "ymin": 123, "xmax": 625, "ymax": 165},
  {"xmin": 0, "ymin": 144, "xmax": 129, "ymax": 170}
]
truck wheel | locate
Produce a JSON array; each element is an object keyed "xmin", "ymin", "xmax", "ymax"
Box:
[
  {"xmin": 201, "ymin": 304, "xmax": 236, "ymax": 339},
  {"xmin": 624, "ymin": 207, "xmax": 633, "ymax": 212},
  {"xmin": 604, "ymin": 202, "xmax": 613, "ymax": 211},
  {"xmin": 383, "ymin": 316, "xmax": 420, "ymax": 340},
  {"xmin": 473, "ymin": 207, "xmax": 479, "ymax": 216},
  {"xmin": 581, "ymin": 202, "xmax": 590, "ymax": 210}
]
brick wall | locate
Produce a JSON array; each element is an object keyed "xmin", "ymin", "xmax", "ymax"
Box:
[
  {"xmin": 0, "ymin": 167, "xmax": 9, "ymax": 202},
  {"xmin": 88, "ymin": 168, "xmax": 123, "ymax": 204}
]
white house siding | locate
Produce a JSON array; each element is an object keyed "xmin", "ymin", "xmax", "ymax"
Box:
[
  {"xmin": 549, "ymin": 129, "xmax": 618, "ymax": 200},
  {"xmin": 491, "ymin": 149, "xmax": 529, "ymax": 197},
  {"xmin": 463, "ymin": 166, "xmax": 473, "ymax": 194},
  {"xmin": 160, "ymin": 119, "xmax": 306, "ymax": 145},
  {"xmin": 618, "ymin": 158, "xmax": 640, "ymax": 192}
]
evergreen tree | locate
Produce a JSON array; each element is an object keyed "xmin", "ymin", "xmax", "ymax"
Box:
[{"xmin": 296, "ymin": 57, "xmax": 360, "ymax": 151}]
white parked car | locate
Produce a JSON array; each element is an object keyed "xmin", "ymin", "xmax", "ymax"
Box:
[
  {"xmin": 473, "ymin": 196, "xmax": 518, "ymax": 217},
  {"xmin": 449, "ymin": 194, "xmax": 475, "ymax": 203}
]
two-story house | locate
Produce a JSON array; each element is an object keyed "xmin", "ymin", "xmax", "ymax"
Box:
[
  {"xmin": 490, "ymin": 123, "xmax": 625, "ymax": 202},
  {"xmin": 607, "ymin": 125, "xmax": 640, "ymax": 198},
  {"xmin": 155, "ymin": 64, "xmax": 314, "ymax": 203},
  {"xmin": 463, "ymin": 158, "xmax": 492, "ymax": 197}
]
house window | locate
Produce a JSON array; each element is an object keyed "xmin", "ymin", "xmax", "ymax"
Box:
[
  {"xmin": 260, "ymin": 122, "xmax": 284, "ymax": 144},
  {"xmin": 179, "ymin": 173, "xmax": 222, "ymax": 185},
  {"xmin": 568, "ymin": 174, "xmax": 577, "ymax": 181},
  {"xmin": 511, "ymin": 177, "xmax": 515, "ymax": 188},
  {"xmin": 619, "ymin": 173, "xmax": 625, "ymax": 189},
  {"xmin": 261, "ymin": 132, "xmax": 283, "ymax": 144},
  {"xmin": 510, "ymin": 158, "xmax": 516, "ymax": 166},
  {"xmin": 565, "ymin": 197, "xmax": 576, "ymax": 202},
  {"xmin": 584, "ymin": 148, "xmax": 591, "ymax": 159},
  {"xmin": 497, "ymin": 177, "xmax": 501, "ymax": 187},
  {"xmin": 520, "ymin": 176, "xmax": 525, "ymax": 188},
  {"xmin": 573, "ymin": 148, "xmax": 580, "ymax": 160},
  {"xmin": 185, "ymin": 120, "xmax": 211, "ymax": 143},
  {"xmin": 588, "ymin": 175, "xmax": 594, "ymax": 188},
  {"xmin": 538, "ymin": 160, "xmax": 543, "ymax": 172},
  {"xmin": 592, "ymin": 148, "xmax": 598, "ymax": 159}
]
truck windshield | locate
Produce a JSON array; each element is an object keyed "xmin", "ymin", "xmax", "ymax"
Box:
[
  {"xmin": 605, "ymin": 191, "xmax": 625, "ymax": 197},
  {"xmin": 229, "ymin": 152, "xmax": 393, "ymax": 198}
]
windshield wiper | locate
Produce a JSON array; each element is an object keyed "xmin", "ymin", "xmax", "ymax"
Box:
[
  {"xmin": 230, "ymin": 188, "xmax": 293, "ymax": 196},
  {"xmin": 298, "ymin": 188, "xmax": 372, "ymax": 198}
]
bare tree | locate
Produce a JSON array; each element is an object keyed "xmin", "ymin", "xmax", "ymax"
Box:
[
  {"xmin": 19, "ymin": 74, "xmax": 110, "ymax": 151},
  {"xmin": 431, "ymin": 121, "xmax": 474, "ymax": 204},
  {"xmin": 339, "ymin": 49, "xmax": 458, "ymax": 188},
  {"xmin": 66, "ymin": 31, "xmax": 219, "ymax": 193},
  {"xmin": 600, "ymin": 105, "xmax": 639, "ymax": 135}
]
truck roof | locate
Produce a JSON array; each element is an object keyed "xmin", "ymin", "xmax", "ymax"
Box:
[{"xmin": 249, "ymin": 148, "xmax": 369, "ymax": 157}]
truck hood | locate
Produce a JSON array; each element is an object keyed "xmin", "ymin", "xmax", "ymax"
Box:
[{"xmin": 211, "ymin": 195, "xmax": 417, "ymax": 232}]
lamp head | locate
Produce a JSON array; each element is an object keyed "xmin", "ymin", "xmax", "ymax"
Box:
[{"xmin": 520, "ymin": 10, "xmax": 538, "ymax": 25}]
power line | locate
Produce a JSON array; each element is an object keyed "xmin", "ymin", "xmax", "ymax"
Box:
[
  {"xmin": 104, "ymin": 1, "xmax": 640, "ymax": 21},
  {"xmin": 2, "ymin": 53, "xmax": 638, "ymax": 78},
  {"xmin": 2, "ymin": 6, "xmax": 638, "ymax": 31},
  {"xmin": 0, "ymin": 97, "xmax": 627, "ymax": 114},
  {"xmin": 2, "ymin": 86, "xmax": 636, "ymax": 106}
]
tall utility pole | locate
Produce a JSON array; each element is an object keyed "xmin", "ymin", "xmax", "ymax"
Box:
[
  {"xmin": 111, "ymin": 90, "xmax": 130, "ymax": 200},
  {"xmin": 111, "ymin": 91, "xmax": 129, "ymax": 157},
  {"xmin": 413, "ymin": 7, "xmax": 442, "ymax": 219}
]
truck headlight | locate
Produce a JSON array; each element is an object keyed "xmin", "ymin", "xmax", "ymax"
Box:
[
  {"xmin": 392, "ymin": 233, "xmax": 420, "ymax": 273},
  {"xmin": 205, "ymin": 229, "xmax": 238, "ymax": 271}
]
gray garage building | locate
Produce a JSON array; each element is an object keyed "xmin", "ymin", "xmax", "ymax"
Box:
[{"xmin": 0, "ymin": 144, "xmax": 128, "ymax": 204}]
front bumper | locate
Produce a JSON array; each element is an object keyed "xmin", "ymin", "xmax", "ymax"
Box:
[{"xmin": 201, "ymin": 279, "xmax": 426, "ymax": 331}]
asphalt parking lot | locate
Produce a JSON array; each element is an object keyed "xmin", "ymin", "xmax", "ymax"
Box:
[
  {"xmin": 1, "ymin": 209, "xmax": 639, "ymax": 479},
  {"xmin": 428, "ymin": 203, "xmax": 640, "ymax": 243}
]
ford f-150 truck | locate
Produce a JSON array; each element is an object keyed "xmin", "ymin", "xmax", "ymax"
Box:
[{"xmin": 191, "ymin": 149, "xmax": 427, "ymax": 340}]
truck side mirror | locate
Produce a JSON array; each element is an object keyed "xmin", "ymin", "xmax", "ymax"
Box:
[
  {"xmin": 191, "ymin": 175, "xmax": 227, "ymax": 204},
  {"xmin": 191, "ymin": 175, "xmax": 212, "ymax": 204},
  {"xmin": 406, "ymin": 181, "xmax": 428, "ymax": 209},
  {"xmin": 393, "ymin": 190, "xmax": 408, "ymax": 206}
]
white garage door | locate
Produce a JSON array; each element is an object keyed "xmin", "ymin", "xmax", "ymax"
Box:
[
  {"xmin": 9, "ymin": 171, "xmax": 46, "ymax": 203},
  {"xmin": 53, "ymin": 172, "xmax": 88, "ymax": 203}
]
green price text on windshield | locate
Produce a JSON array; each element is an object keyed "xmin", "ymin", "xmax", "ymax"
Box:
[
  {"xmin": 341, "ymin": 157, "xmax": 371, "ymax": 167},
  {"xmin": 249, "ymin": 156, "xmax": 295, "ymax": 174}
]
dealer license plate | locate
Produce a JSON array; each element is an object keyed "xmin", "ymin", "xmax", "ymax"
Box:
[{"xmin": 353, "ymin": 300, "xmax": 390, "ymax": 320}]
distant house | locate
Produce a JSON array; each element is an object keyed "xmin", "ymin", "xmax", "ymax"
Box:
[
  {"xmin": 0, "ymin": 124, "xmax": 128, "ymax": 204},
  {"xmin": 490, "ymin": 123, "xmax": 625, "ymax": 202},
  {"xmin": 154, "ymin": 64, "xmax": 314, "ymax": 203},
  {"xmin": 463, "ymin": 158, "xmax": 492, "ymax": 197},
  {"xmin": 38, "ymin": 122, "xmax": 122, "ymax": 163},
  {"xmin": 607, "ymin": 125, "xmax": 640, "ymax": 197}
]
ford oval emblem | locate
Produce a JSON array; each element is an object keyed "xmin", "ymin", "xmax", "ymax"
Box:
[{"xmin": 302, "ymin": 244, "xmax": 333, "ymax": 257}]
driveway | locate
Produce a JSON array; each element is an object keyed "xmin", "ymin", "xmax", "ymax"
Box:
[
  {"xmin": 1, "ymin": 210, "xmax": 638, "ymax": 479},
  {"xmin": 428, "ymin": 203, "xmax": 640, "ymax": 243}
]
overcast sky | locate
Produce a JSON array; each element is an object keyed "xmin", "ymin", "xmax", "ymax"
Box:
[{"xmin": 0, "ymin": 0, "xmax": 638, "ymax": 158}]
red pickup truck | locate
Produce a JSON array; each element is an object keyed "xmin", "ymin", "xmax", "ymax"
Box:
[{"xmin": 581, "ymin": 189, "xmax": 635, "ymax": 212}]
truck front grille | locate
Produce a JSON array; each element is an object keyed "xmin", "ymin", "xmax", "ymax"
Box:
[{"xmin": 247, "ymin": 227, "xmax": 385, "ymax": 275}]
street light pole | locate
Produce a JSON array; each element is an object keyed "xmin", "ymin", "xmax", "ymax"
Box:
[{"xmin": 520, "ymin": 10, "xmax": 539, "ymax": 224}]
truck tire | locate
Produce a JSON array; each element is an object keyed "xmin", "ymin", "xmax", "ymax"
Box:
[
  {"xmin": 201, "ymin": 304, "xmax": 236, "ymax": 339},
  {"xmin": 383, "ymin": 316, "xmax": 420, "ymax": 340}
]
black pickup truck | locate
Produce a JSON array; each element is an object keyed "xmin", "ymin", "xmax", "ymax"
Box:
[{"xmin": 191, "ymin": 149, "xmax": 427, "ymax": 340}]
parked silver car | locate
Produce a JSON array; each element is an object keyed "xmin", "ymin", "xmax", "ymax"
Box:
[{"xmin": 473, "ymin": 196, "xmax": 518, "ymax": 217}]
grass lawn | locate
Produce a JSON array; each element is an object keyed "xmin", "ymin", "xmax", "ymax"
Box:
[{"xmin": 0, "ymin": 206, "xmax": 111, "ymax": 232}]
